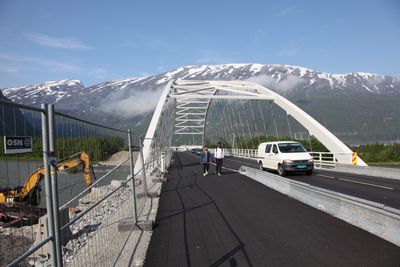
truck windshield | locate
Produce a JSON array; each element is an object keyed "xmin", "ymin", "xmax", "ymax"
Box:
[{"xmin": 278, "ymin": 143, "xmax": 307, "ymax": 153}]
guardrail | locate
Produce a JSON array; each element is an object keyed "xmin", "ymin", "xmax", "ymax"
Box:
[{"xmin": 240, "ymin": 166, "xmax": 400, "ymax": 247}]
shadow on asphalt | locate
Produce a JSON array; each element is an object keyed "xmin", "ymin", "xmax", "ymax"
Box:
[{"xmin": 148, "ymin": 152, "xmax": 253, "ymax": 267}]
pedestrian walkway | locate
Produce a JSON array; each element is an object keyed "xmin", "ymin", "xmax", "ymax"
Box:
[{"xmin": 144, "ymin": 152, "xmax": 400, "ymax": 267}]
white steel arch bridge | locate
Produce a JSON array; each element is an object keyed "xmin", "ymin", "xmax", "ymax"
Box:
[{"xmin": 135, "ymin": 79, "xmax": 367, "ymax": 174}]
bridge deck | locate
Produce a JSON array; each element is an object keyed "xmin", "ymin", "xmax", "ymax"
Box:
[{"xmin": 144, "ymin": 152, "xmax": 400, "ymax": 267}]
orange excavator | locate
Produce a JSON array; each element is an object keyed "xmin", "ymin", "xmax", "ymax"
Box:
[{"xmin": 0, "ymin": 151, "xmax": 94, "ymax": 206}]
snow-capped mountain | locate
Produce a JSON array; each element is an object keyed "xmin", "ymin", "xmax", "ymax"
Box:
[
  {"xmin": 1, "ymin": 64, "xmax": 400, "ymax": 143},
  {"xmin": 2, "ymin": 64, "xmax": 399, "ymax": 109},
  {"xmin": 2, "ymin": 79, "xmax": 85, "ymax": 106}
]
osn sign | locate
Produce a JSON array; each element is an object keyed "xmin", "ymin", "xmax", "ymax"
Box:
[{"xmin": 3, "ymin": 136, "xmax": 33, "ymax": 154}]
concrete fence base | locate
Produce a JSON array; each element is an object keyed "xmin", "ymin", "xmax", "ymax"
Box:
[{"xmin": 240, "ymin": 166, "xmax": 400, "ymax": 247}]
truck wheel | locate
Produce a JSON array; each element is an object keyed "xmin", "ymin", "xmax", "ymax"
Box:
[
  {"xmin": 259, "ymin": 162, "xmax": 264, "ymax": 171},
  {"xmin": 277, "ymin": 164, "xmax": 286, "ymax": 176}
]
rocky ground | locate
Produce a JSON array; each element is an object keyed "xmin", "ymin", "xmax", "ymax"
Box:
[
  {"xmin": 0, "ymin": 224, "xmax": 37, "ymax": 266},
  {"xmin": 1, "ymin": 158, "xmax": 159, "ymax": 267},
  {"xmin": 63, "ymin": 183, "xmax": 132, "ymax": 265}
]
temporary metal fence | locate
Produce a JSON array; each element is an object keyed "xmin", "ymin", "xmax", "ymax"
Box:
[
  {"xmin": 0, "ymin": 99, "xmax": 165, "ymax": 267},
  {"xmin": 0, "ymin": 100, "xmax": 45, "ymax": 267}
]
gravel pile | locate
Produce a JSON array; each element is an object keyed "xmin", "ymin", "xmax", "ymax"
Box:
[
  {"xmin": 98, "ymin": 151, "xmax": 138, "ymax": 166},
  {"xmin": 0, "ymin": 224, "xmax": 37, "ymax": 266},
  {"xmin": 1, "ymin": 177, "xmax": 146, "ymax": 266},
  {"xmin": 63, "ymin": 183, "xmax": 132, "ymax": 264}
]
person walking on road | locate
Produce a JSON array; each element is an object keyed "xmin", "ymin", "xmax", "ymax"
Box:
[
  {"xmin": 215, "ymin": 142, "xmax": 224, "ymax": 176},
  {"xmin": 200, "ymin": 145, "xmax": 211, "ymax": 176}
]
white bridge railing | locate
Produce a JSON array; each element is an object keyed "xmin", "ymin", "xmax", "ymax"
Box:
[
  {"xmin": 226, "ymin": 149, "xmax": 258, "ymax": 159},
  {"xmin": 184, "ymin": 147, "xmax": 355, "ymax": 168},
  {"xmin": 223, "ymin": 149, "xmax": 344, "ymax": 168}
]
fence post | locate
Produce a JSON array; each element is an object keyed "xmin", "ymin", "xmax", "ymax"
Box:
[
  {"xmin": 41, "ymin": 103, "xmax": 57, "ymax": 267},
  {"xmin": 128, "ymin": 130, "xmax": 138, "ymax": 223},
  {"xmin": 48, "ymin": 104, "xmax": 63, "ymax": 267},
  {"xmin": 139, "ymin": 136, "xmax": 148, "ymax": 197}
]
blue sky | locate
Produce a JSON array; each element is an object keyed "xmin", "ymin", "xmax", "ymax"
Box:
[{"xmin": 0, "ymin": 0, "xmax": 399, "ymax": 88}]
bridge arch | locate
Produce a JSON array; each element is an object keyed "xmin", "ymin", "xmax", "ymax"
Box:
[{"xmin": 137, "ymin": 79, "xmax": 367, "ymax": 172}]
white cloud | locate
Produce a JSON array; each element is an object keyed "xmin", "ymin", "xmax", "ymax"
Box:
[
  {"xmin": 252, "ymin": 29, "xmax": 268, "ymax": 46},
  {"xmin": 247, "ymin": 74, "xmax": 306, "ymax": 93},
  {"xmin": 0, "ymin": 63, "xmax": 18, "ymax": 74},
  {"xmin": 26, "ymin": 33, "xmax": 93, "ymax": 49},
  {"xmin": 279, "ymin": 6, "xmax": 296, "ymax": 16},
  {"xmin": 0, "ymin": 52, "xmax": 81, "ymax": 72},
  {"xmin": 276, "ymin": 75, "xmax": 306, "ymax": 91},
  {"xmin": 247, "ymin": 75, "xmax": 276, "ymax": 89},
  {"xmin": 89, "ymin": 68, "xmax": 108, "ymax": 79},
  {"xmin": 157, "ymin": 65, "xmax": 166, "ymax": 72},
  {"xmin": 99, "ymin": 87, "xmax": 163, "ymax": 117},
  {"xmin": 277, "ymin": 48, "xmax": 300, "ymax": 57},
  {"xmin": 195, "ymin": 50, "xmax": 233, "ymax": 64}
]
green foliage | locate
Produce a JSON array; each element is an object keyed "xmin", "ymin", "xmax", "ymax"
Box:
[
  {"xmin": 0, "ymin": 136, "xmax": 125, "ymax": 162},
  {"xmin": 204, "ymin": 138, "xmax": 231, "ymax": 148},
  {"xmin": 351, "ymin": 143, "xmax": 400, "ymax": 163},
  {"xmin": 57, "ymin": 136, "xmax": 125, "ymax": 162}
]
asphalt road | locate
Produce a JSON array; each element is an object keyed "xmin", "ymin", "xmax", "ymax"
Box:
[
  {"xmin": 144, "ymin": 152, "xmax": 400, "ymax": 267},
  {"xmin": 222, "ymin": 156, "xmax": 400, "ymax": 209}
]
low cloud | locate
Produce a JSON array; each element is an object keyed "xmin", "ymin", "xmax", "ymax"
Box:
[
  {"xmin": 247, "ymin": 74, "xmax": 306, "ymax": 93},
  {"xmin": 26, "ymin": 33, "xmax": 93, "ymax": 49},
  {"xmin": 99, "ymin": 87, "xmax": 164, "ymax": 117}
]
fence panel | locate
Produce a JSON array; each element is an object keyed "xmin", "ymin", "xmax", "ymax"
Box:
[
  {"xmin": 1, "ymin": 100, "xmax": 164, "ymax": 266},
  {"xmin": 0, "ymin": 101, "xmax": 47, "ymax": 266}
]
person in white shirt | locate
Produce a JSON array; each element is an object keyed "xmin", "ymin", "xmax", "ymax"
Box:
[{"xmin": 215, "ymin": 142, "xmax": 224, "ymax": 176}]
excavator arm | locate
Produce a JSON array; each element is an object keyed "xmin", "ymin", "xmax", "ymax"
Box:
[
  {"xmin": 56, "ymin": 151, "xmax": 92, "ymax": 187},
  {"xmin": 0, "ymin": 151, "xmax": 93, "ymax": 205}
]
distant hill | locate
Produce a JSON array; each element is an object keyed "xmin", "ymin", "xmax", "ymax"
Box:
[
  {"xmin": 2, "ymin": 64, "xmax": 400, "ymax": 144},
  {"xmin": 0, "ymin": 91, "xmax": 35, "ymax": 137}
]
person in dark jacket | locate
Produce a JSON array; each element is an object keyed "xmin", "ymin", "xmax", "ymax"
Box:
[{"xmin": 200, "ymin": 146, "xmax": 211, "ymax": 176}]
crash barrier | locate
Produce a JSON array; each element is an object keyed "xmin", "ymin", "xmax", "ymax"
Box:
[
  {"xmin": 240, "ymin": 166, "xmax": 400, "ymax": 247},
  {"xmin": 0, "ymin": 99, "xmax": 167, "ymax": 267}
]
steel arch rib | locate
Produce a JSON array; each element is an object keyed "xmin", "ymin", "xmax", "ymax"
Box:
[
  {"xmin": 135, "ymin": 80, "xmax": 174, "ymax": 174},
  {"xmin": 249, "ymin": 82, "xmax": 367, "ymax": 166},
  {"xmin": 141, "ymin": 79, "xmax": 367, "ymax": 167}
]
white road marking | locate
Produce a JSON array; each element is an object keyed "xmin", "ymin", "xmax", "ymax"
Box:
[
  {"xmin": 317, "ymin": 173, "xmax": 394, "ymax": 190},
  {"xmin": 338, "ymin": 178, "xmax": 394, "ymax": 190},
  {"xmin": 316, "ymin": 174, "xmax": 335, "ymax": 179}
]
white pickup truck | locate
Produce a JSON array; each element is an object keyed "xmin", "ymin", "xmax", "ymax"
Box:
[{"xmin": 257, "ymin": 141, "xmax": 314, "ymax": 176}]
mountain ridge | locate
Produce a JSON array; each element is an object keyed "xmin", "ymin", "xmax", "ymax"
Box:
[
  {"xmin": 2, "ymin": 64, "xmax": 399, "ymax": 105},
  {"xmin": 1, "ymin": 64, "xmax": 400, "ymax": 144}
]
